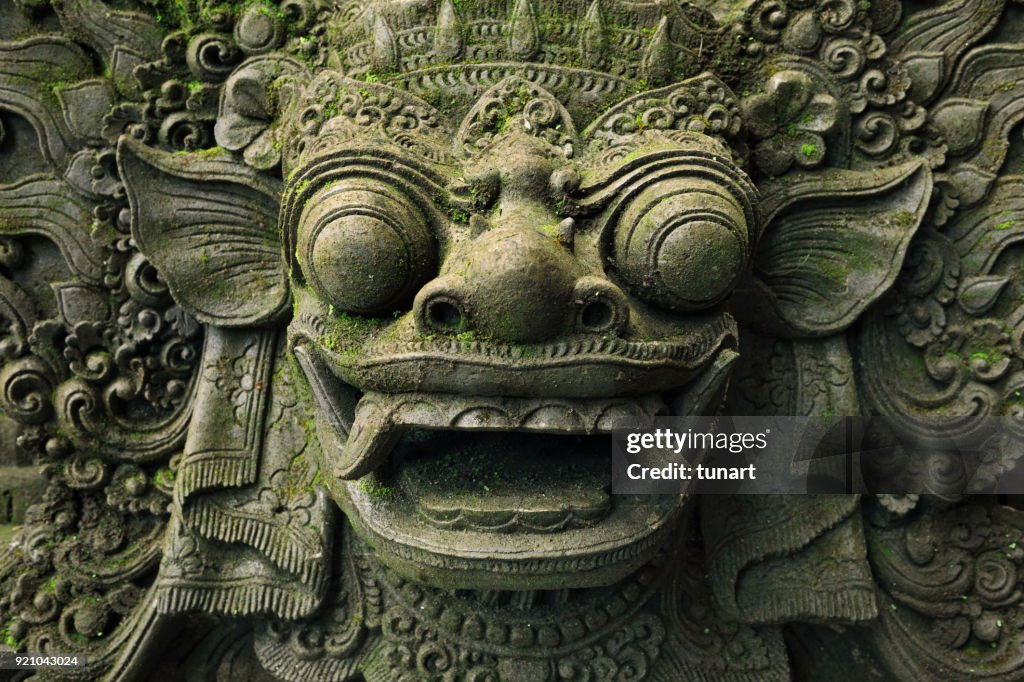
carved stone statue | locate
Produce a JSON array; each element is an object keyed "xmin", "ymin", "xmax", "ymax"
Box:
[{"xmin": 2, "ymin": 0, "xmax": 1024, "ymax": 679}]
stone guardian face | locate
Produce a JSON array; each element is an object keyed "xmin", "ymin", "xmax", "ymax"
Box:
[
  {"xmin": 281, "ymin": 73, "xmax": 756, "ymax": 589},
  {"xmin": 4, "ymin": 0, "xmax": 1024, "ymax": 679}
]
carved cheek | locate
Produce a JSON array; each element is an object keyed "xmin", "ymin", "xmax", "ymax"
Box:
[{"xmin": 296, "ymin": 179, "xmax": 436, "ymax": 315}]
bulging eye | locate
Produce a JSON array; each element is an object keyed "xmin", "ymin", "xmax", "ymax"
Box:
[
  {"xmin": 612, "ymin": 176, "xmax": 753, "ymax": 311},
  {"xmin": 297, "ymin": 179, "xmax": 435, "ymax": 315}
]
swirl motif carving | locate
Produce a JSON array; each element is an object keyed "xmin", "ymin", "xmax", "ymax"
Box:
[
  {"xmin": 2, "ymin": 0, "xmax": 1024, "ymax": 679},
  {"xmin": 867, "ymin": 501, "xmax": 1024, "ymax": 680}
]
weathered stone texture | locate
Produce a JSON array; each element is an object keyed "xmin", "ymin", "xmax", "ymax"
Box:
[{"xmin": 1, "ymin": 0, "xmax": 1024, "ymax": 679}]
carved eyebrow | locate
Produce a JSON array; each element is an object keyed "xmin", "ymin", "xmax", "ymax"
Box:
[
  {"xmin": 280, "ymin": 147, "xmax": 453, "ymax": 270},
  {"xmin": 572, "ymin": 146, "xmax": 758, "ymax": 252},
  {"xmin": 573, "ymin": 148, "xmax": 746, "ymax": 215}
]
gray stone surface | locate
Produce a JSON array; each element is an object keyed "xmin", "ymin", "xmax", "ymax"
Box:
[
  {"xmin": 0, "ymin": 0, "xmax": 1023, "ymax": 680},
  {"xmin": 0, "ymin": 525, "xmax": 16, "ymax": 548},
  {"xmin": 0, "ymin": 416, "xmax": 19, "ymax": 466}
]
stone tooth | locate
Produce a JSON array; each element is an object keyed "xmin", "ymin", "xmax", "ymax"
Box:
[
  {"xmin": 434, "ymin": 0, "xmax": 464, "ymax": 60},
  {"xmin": 670, "ymin": 349, "xmax": 738, "ymax": 416},
  {"xmin": 642, "ymin": 16, "xmax": 673, "ymax": 86},
  {"xmin": 335, "ymin": 393, "xmax": 402, "ymax": 480},
  {"xmin": 553, "ymin": 341, "xmax": 568, "ymax": 357},
  {"xmin": 452, "ymin": 406, "xmax": 513, "ymax": 430},
  {"xmin": 392, "ymin": 398, "xmax": 446, "ymax": 429},
  {"xmin": 522, "ymin": 404, "xmax": 585, "ymax": 433},
  {"xmin": 508, "ymin": 0, "xmax": 540, "ymax": 60},
  {"xmin": 596, "ymin": 403, "xmax": 644, "ymax": 432},
  {"xmin": 578, "ymin": 0, "xmax": 607, "ymax": 70}
]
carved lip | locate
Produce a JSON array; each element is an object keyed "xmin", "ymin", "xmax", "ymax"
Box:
[
  {"xmin": 334, "ymin": 391, "xmax": 668, "ymax": 480},
  {"xmin": 293, "ymin": 313, "xmax": 737, "ymax": 398},
  {"xmin": 291, "ymin": 339, "xmax": 738, "ymax": 589},
  {"xmin": 342, "ymin": 471, "xmax": 684, "ymax": 590}
]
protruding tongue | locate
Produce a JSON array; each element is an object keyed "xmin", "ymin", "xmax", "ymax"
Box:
[
  {"xmin": 333, "ymin": 391, "xmax": 666, "ymax": 480},
  {"xmin": 333, "ymin": 396, "xmax": 402, "ymax": 480}
]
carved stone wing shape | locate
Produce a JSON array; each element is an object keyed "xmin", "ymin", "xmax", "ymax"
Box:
[
  {"xmin": 117, "ymin": 138, "xmax": 289, "ymax": 327},
  {"xmin": 740, "ymin": 161, "xmax": 933, "ymax": 337}
]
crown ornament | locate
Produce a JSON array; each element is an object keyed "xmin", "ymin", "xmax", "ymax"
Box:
[
  {"xmin": 293, "ymin": 0, "xmax": 750, "ymax": 163},
  {"xmin": 95, "ymin": 0, "xmax": 938, "ymax": 182},
  {"xmin": 327, "ymin": 0, "xmax": 723, "ymax": 87}
]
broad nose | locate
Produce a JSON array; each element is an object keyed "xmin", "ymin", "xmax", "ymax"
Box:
[{"xmin": 413, "ymin": 227, "xmax": 629, "ymax": 343}]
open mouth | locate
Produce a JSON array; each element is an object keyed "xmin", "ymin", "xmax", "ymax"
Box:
[
  {"xmin": 290, "ymin": 315, "xmax": 738, "ymax": 590},
  {"xmin": 345, "ymin": 419, "xmax": 686, "ymax": 589},
  {"xmin": 396, "ymin": 430, "xmax": 616, "ymax": 533}
]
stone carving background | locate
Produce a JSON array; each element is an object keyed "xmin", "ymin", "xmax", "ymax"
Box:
[{"xmin": 0, "ymin": 0, "xmax": 1024, "ymax": 680}]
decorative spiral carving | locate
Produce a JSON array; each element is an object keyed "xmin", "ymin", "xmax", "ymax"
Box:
[
  {"xmin": 416, "ymin": 642, "xmax": 454, "ymax": 675},
  {"xmin": 0, "ymin": 356, "xmax": 55, "ymax": 424},
  {"xmin": 974, "ymin": 550, "xmax": 1017, "ymax": 603},
  {"xmin": 854, "ymin": 111, "xmax": 898, "ymax": 157},
  {"xmin": 822, "ymin": 38, "xmax": 866, "ymax": 79},
  {"xmin": 158, "ymin": 112, "xmax": 212, "ymax": 151},
  {"xmin": 22, "ymin": 590, "xmax": 61, "ymax": 625},
  {"xmin": 745, "ymin": 0, "xmax": 789, "ymax": 43},
  {"xmin": 921, "ymin": 450, "xmax": 969, "ymax": 496},
  {"xmin": 124, "ymin": 253, "xmax": 169, "ymax": 306},
  {"xmin": 160, "ymin": 337, "xmax": 198, "ymax": 374},
  {"xmin": 818, "ymin": 0, "xmax": 857, "ymax": 32},
  {"xmin": 186, "ymin": 33, "xmax": 242, "ymax": 82},
  {"xmin": 234, "ymin": 3, "xmax": 286, "ymax": 55},
  {"xmin": 63, "ymin": 454, "xmax": 108, "ymax": 490},
  {"xmin": 280, "ymin": 0, "xmax": 315, "ymax": 30}
]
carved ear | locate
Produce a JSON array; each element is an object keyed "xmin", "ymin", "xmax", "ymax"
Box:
[
  {"xmin": 738, "ymin": 161, "xmax": 932, "ymax": 337},
  {"xmin": 116, "ymin": 138, "xmax": 289, "ymax": 327}
]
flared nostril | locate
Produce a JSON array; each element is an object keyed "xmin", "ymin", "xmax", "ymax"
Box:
[
  {"xmin": 425, "ymin": 297, "xmax": 465, "ymax": 332},
  {"xmin": 573, "ymin": 276, "xmax": 629, "ymax": 335},
  {"xmin": 580, "ymin": 300, "xmax": 614, "ymax": 331},
  {"xmin": 414, "ymin": 277, "xmax": 472, "ymax": 334}
]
